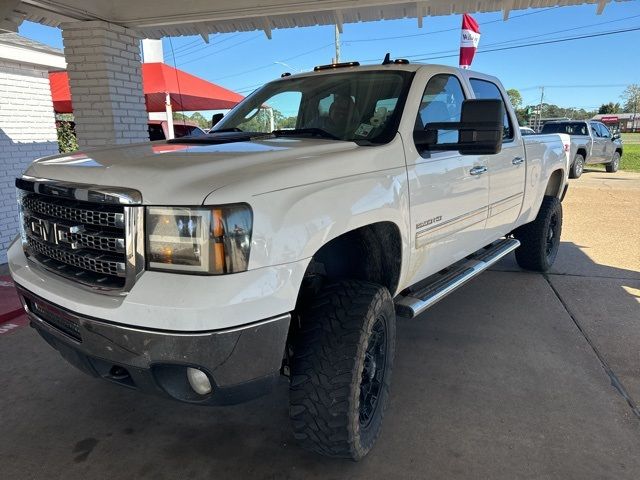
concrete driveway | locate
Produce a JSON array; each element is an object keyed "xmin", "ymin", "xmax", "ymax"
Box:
[{"xmin": 1, "ymin": 171, "xmax": 639, "ymax": 480}]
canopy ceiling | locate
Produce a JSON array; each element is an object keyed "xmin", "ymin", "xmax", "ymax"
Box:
[
  {"xmin": 3, "ymin": 1, "xmax": 628, "ymax": 38},
  {"xmin": 50, "ymin": 63, "xmax": 244, "ymax": 113}
]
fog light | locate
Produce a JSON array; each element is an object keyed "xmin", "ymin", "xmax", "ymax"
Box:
[{"xmin": 186, "ymin": 367, "xmax": 212, "ymax": 395}]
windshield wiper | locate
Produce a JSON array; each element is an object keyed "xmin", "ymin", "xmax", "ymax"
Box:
[{"xmin": 271, "ymin": 128, "xmax": 340, "ymax": 140}]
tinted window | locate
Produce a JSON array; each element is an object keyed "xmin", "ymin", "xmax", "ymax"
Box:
[
  {"xmin": 469, "ymin": 78, "xmax": 512, "ymax": 140},
  {"xmin": 148, "ymin": 124, "xmax": 165, "ymax": 141},
  {"xmin": 415, "ymin": 74, "xmax": 466, "ymax": 145},
  {"xmin": 541, "ymin": 122, "xmax": 589, "ymax": 135},
  {"xmin": 590, "ymin": 123, "xmax": 602, "ymax": 137},
  {"xmin": 597, "ymin": 123, "xmax": 610, "ymax": 138}
]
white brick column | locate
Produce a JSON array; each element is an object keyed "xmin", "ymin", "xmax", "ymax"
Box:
[
  {"xmin": 61, "ymin": 21, "xmax": 149, "ymax": 148},
  {"xmin": 0, "ymin": 59, "xmax": 59, "ymax": 263}
]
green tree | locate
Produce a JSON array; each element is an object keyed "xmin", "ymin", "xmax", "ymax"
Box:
[
  {"xmin": 598, "ymin": 102, "xmax": 621, "ymax": 114},
  {"xmin": 506, "ymin": 88, "xmax": 522, "ymax": 110},
  {"xmin": 56, "ymin": 121, "xmax": 78, "ymax": 153},
  {"xmin": 621, "ymin": 84, "xmax": 640, "ymax": 114},
  {"xmin": 189, "ymin": 112, "xmax": 210, "ymax": 129}
]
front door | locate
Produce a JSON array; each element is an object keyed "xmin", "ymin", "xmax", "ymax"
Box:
[
  {"xmin": 406, "ymin": 73, "xmax": 489, "ymax": 286},
  {"xmin": 467, "ymin": 77, "xmax": 526, "ymax": 238}
]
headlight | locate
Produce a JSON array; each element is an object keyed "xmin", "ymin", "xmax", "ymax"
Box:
[{"xmin": 146, "ymin": 204, "xmax": 252, "ymax": 274}]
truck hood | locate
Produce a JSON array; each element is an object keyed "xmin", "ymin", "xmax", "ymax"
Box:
[{"xmin": 24, "ymin": 137, "xmax": 361, "ymax": 204}]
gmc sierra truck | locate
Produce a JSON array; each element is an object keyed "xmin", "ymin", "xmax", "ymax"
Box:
[
  {"xmin": 9, "ymin": 59, "xmax": 569, "ymax": 460},
  {"xmin": 541, "ymin": 119, "xmax": 623, "ymax": 178}
]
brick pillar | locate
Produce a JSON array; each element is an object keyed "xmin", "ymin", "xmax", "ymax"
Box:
[{"xmin": 61, "ymin": 21, "xmax": 149, "ymax": 148}]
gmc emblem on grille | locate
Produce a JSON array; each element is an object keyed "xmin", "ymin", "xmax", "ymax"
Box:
[{"xmin": 29, "ymin": 217, "xmax": 81, "ymax": 249}]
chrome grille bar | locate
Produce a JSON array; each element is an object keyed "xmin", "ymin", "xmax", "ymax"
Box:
[
  {"xmin": 27, "ymin": 237, "xmax": 126, "ymax": 277},
  {"xmin": 21, "ymin": 195, "xmax": 125, "ymax": 229}
]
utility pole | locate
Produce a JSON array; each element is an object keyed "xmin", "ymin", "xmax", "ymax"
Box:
[
  {"xmin": 334, "ymin": 25, "xmax": 341, "ymax": 63},
  {"xmin": 537, "ymin": 86, "xmax": 545, "ymax": 132}
]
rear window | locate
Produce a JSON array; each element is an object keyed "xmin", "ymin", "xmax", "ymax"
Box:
[{"xmin": 541, "ymin": 122, "xmax": 588, "ymax": 135}]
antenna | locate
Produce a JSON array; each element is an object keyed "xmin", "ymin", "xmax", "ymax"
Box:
[{"xmin": 382, "ymin": 53, "xmax": 392, "ymax": 65}]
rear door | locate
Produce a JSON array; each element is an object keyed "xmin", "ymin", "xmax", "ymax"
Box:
[
  {"xmin": 405, "ymin": 72, "xmax": 489, "ymax": 284},
  {"xmin": 589, "ymin": 122, "xmax": 606, "ymax": 163},
  {"xmin": 467, "ymin": 76, "xmax": 526, "ymax": 238},
  {"xmin": 596, "ymin": 122, "xmax": 613, "ymax": 161}
]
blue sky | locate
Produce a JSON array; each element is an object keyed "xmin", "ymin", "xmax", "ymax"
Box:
[{"xmin": 18, "ymin": 1, "xmax": 640, "ymax": 111}]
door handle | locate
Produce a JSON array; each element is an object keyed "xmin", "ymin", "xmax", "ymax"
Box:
[
  {"xmin": 512, "ymin": 156, "xmax": 524, "ymax": 165},
  {"xmin": 469, "ymin": 166, "xmax": 488, "ymax": 176}
]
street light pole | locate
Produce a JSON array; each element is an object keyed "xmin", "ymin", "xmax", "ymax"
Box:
[
  {"xmin": 334, "ymin": 25, "xmax": 341, "ymax": 63},
  {"xmin": 537, "ymin": 86, "xmax": 545, "ymax": 132}
]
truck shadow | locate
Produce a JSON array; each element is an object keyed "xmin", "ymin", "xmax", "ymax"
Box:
[{"xmin": 2, "ymin": 241, "xmax": 640, "ymax": 479}]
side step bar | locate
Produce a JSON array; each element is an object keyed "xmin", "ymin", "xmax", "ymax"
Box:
[{"xmin": 395, "ymin": 238, "xmax": 520, "ymax": 319}]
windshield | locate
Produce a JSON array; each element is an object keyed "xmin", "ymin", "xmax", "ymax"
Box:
[
  {"xmin": 541, "ymin": 122, "xmax": 589, "ymax": 135},
  {"xmin": 213, "ymin": 70, "xmax": 413, "ymax": 144}
]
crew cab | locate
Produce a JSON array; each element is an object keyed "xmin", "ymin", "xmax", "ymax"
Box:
[
  {"xmin": 9, "ymin": 59, "xmax": 569, "ymax": 460},
  {"xmin": 541, "ymin": 120, "xmax": 623, "ymax": 178}
]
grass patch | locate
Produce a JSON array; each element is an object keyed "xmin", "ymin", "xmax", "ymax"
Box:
[
  {"xmin": 622, "ymin": 144, "xmax": 640, "ymax": 172},
  {"xmin": 621, "ymin": 132, "xmax": 640, "ymax": 144}
]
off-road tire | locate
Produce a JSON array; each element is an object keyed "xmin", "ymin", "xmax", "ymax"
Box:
[
  {"xmin": 570, "ymin": 154, "xmax": 584, "ymax": 179},
  {"xmin": 513, "ymin": 196, "xmax": 562, "ymax": 272},
  {"xmin": 606, "ymin": 152, "xmax": 620, "ymax": 173},
  {"xmin": 289, "ymin": 280, "xmax": 396, "ymax": 460}
]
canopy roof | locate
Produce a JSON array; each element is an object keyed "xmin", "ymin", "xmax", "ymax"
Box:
[
  {"xmin": 49, "ymin": 62, "xmax": 244, "ymax": 113},
  {"xmin": 4, "ymin": 1, "xmax": 628, "ymax": 39}
]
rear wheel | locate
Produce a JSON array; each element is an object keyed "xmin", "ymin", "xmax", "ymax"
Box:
[
  {"xmin": 289, "ymin": 280, "xmax": 396, "ymax": 460},
  {"xmin": 606, "ymin": 152, "xmax": 620, "ymax": 173},
  {"xmin": 570, "ymin": 154, "xmax": 584, "ymax": 179},
  {"xmin": 513, "ymin": 196, "xmax": 563, "ymax": 272}
]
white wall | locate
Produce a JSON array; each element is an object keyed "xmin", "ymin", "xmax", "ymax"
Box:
[{"xmin": 0, "ymin": 59, "xmax": 59, "ymax": 264}]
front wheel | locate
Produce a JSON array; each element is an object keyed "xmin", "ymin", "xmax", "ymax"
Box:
[
  {"xmin": 570, "ymin": 154, "xmax": 584, "ymax": 179},
  {"xmin": 606, "ymin": 152, "xmax": 620, "ymax": 173},
  {"xmin": 513, "ymin": 196, "xmax": 563, "ymax": 272},
  {"xmin": 289, "ymin": 280, "xmax": 396, "ymax": 460}
]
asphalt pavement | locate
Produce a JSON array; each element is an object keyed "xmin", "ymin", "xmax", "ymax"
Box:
[{"xmin": 1, "ymin": 169, "xmax": 639, "ymax": 480}]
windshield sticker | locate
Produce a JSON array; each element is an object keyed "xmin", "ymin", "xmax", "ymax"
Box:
[{"xmin": 355, "ymin": 123, "xmax": 374, "ymax": 137}]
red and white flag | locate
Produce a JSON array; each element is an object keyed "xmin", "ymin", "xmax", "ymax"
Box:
[{"xmin": 459, "ymin": 14, "xmax": 480, "ymax": 69}]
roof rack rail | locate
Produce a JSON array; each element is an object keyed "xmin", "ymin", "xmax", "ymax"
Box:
[{"xmin": 314, "ymin": 61, "xmax": 360, "ymax": 71}]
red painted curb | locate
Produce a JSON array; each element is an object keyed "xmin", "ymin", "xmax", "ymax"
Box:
[
  {"xmin": 0, "ymin": 308, "xmax": 24, "ymax": 325},
  {"xmin": 0, "ymin": 275, "xmax": 23, "ymax": 325}
]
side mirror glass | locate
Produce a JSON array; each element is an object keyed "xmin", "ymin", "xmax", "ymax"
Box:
[
  {"xmin": 211, "ymin": 113, "xmax": 224, "ymax": 128},
  {"xmin": 414, "ymin": 99, "xmax": 504, "ymax": 155}
]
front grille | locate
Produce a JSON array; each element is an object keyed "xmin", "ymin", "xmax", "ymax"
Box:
[{"xmin": 18, "ymin": 189, "xmax": 140, "ymax": 292}]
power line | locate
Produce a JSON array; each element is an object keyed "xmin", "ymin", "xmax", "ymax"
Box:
[
  {"xmin": 168, "ymin": 33, "xmax": 243, "ymax": 60},
  {"xmin": 360, "ymin": 15, "xmax": 640, "ymax": 63},
  {"xmin": 345, "ymin": 7, "xmax": 556, "ymax": 43},
  {"xmin": 211, "ymin": 42, "xmax": 334, "ymax": 81},
  {"xmin": 406, "ymin": 26, "xmax": 640, "ymax": 62},
  {"xmin": 177, "ymin": 34, "xmax": 263, "ymax": 66},
  {"xmin": 518, "ymin": 84, "xmax": 629, "ymax": 91}
]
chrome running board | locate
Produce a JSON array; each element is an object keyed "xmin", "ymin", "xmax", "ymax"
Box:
[{"xmin": 395, "ymin": 238, "xmax": 520, "ymax": 319}]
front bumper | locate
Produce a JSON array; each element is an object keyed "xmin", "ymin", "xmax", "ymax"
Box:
[{"xmin": 17, "ymin": 285, "xmax": 290, "ymax": 405}]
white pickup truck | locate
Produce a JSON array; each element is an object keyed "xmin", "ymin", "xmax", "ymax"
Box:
[{"xmin": 9, "ymin": 59, "xmax": 569, "ymax": 460}]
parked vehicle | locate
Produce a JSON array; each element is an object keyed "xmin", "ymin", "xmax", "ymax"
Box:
[
  {"xmin": 519, "ymin": 126, "xmax": 536, "ymax": 136},
  {"xmin": 10, "ymin": 60, "xmax": 569, "ymax": 460},
  {"xmin": 147, "ymin": 119, "xmax": 207, "ymax": 140},
  {"xmin": 541, "ymin": 120, "xmax": 623, "ymax": 178}
]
